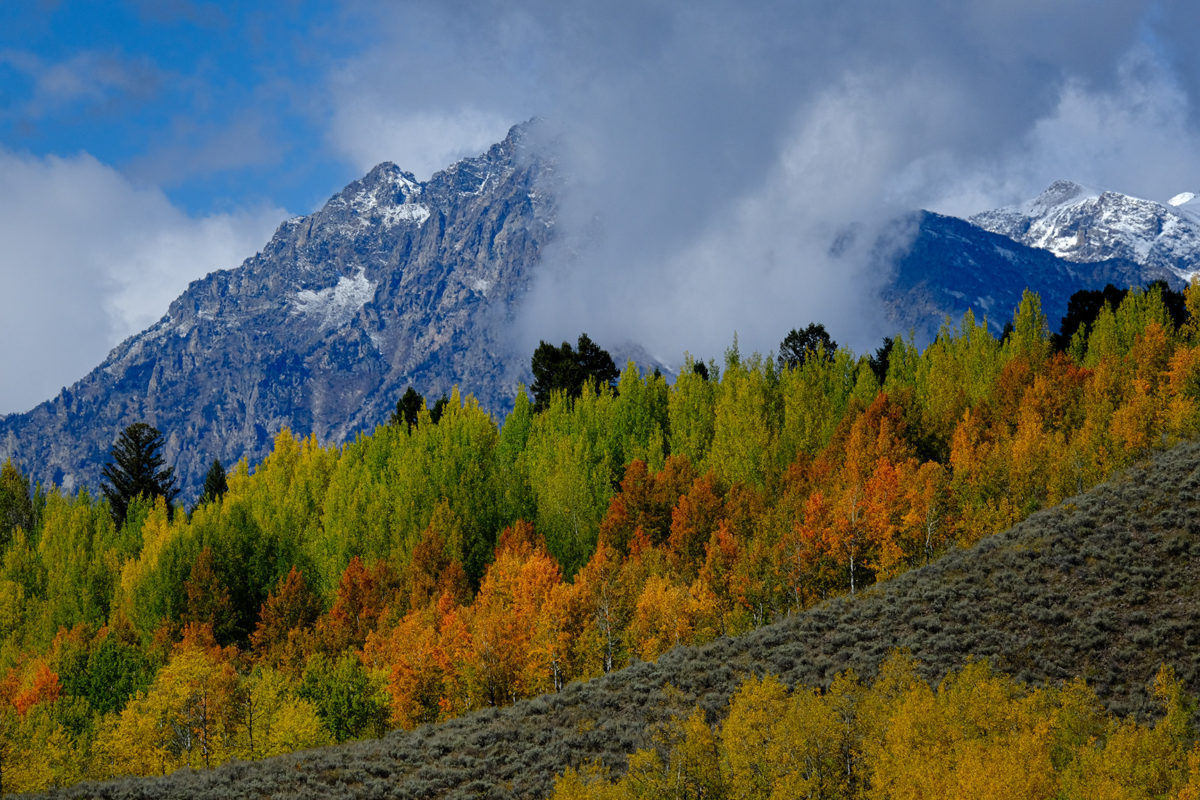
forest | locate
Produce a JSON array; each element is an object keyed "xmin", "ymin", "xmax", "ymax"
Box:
[{"xmin": 3, "ymin": 283, "xmax": 1200, "ymax": 793}]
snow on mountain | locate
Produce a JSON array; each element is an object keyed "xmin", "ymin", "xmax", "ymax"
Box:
[
  {"xmin": 971, "ymin": 180, "xmax": 1200, "ymax": 281},
  {"xmin": 1168, "ymin": 191, "xmax": 1200, "ymax": 223}
]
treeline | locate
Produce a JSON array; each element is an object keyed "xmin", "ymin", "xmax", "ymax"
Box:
[
  {"xmin": 551, "ymin": 654, "xmax": 1200, "ymax": 800},
  {"xmin": 2, "ymin": 283, "xmax": 1200, "ymax": 791}
]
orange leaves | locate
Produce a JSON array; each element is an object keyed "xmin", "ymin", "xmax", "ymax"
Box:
[
  {"xmin": 316, "ymin": 557, "xmax": 396, "ymax": 653},
  {"xmin": 251, "ymin": 566, "xmax": 321, "ymax": 674},
  {"xmin": 599, "ymin": 455, "xmax": 696, "ymax": 554},
  {"xmin": 365, "ymin": 605, "xmax": 444, "ymax": 729},
  {"xmin": 466, "ymin": 523, "xmax": 564, "ymax": 705},
  {"xmin": 668, "ymin": 473, "xmax": 725, "ymax": 578},
  {"xmin": 368, "ymin": 523, "xmax": 573, "ymax": 725},
  {"xmin": 407, "ymin": 512, "xmax": 471, "ymax": 610},
  {"xmin": 184, "ymin": 546, "xmax": 237, "ymax": 643},
  {"xmin": 861, "ymin": 457, "xmax": 906, "ymax": 581},
  {"xmin": 12, "ymin": 661, "xmax": 61, "ymax": 716}
]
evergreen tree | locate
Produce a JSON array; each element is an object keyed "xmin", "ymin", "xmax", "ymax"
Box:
[
  {"xmin": 389, "ymin": 386, "xmax": 450, "ymax": 429},
  {"xmin": 198, "ymin": 459, "xmax": 228, "ymax": 506},
  {"xmin": 868, "ymin": 337, "xmax": 895, "ymax": 386},
  {"xmin": 530, "ymin": 333, "xmax": 619, "ymax": 410},
  {"xmin": 101, "ymin": 422, "xmax": 179, "ymax": 526},
  {"xmin": 391, "ymin": 387, "xmax": 425, "ymax": 430},
  {"xmin": 429, "ymin": 393, "xmax": 450, "ymax": 424}
]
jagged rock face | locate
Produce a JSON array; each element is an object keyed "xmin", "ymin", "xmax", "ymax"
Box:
[
  {"xmin": 0, "ymin": 124, "xmax": 554, "ymax": 498},
  {"xmin": 883, "ymin": 211, "xmax": 1178, "ymax": 344},
  {"xmin": 971, "ymin": 180, "xmax": 1200, "ymax": 281}
]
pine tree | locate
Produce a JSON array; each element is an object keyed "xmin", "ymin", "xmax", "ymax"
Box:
[
  {"xmin": 390, "ymin": 387, "xmax": 424, "ymax": 430},
  {"xmin": 530, "ymin": 333, "xmax": 619, "ymax": 410},
  {"xmin": 778, "ymin": 323, "xmax": 838, "ymax": 370},
  {"xmin": 101, "ymin": 422, "xmax": 179, "ymax": 526},
  {"xmin": 197, "ymin": 459, "xmax": 228, "ymax": 507}
]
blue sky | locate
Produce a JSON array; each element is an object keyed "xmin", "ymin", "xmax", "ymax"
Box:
[
  {"xmin": 3, "ymin": 2, "xmax": 382, "ymax": 215},
  {"xmin": 1, "ymin": 0, "xmax": 1199, "ymax": 413}
]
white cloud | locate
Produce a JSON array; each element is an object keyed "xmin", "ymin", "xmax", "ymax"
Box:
[
  {"xmin": 0, "ymin": 150, "xmax": 284, "ymax": 414},
  {"xmin": 921, "ymin": 45, "xmax": 1200, "ymax": 217},
  {"xmin": 327, "ymin": 103, "xmax": 514, "ymax": 180}
]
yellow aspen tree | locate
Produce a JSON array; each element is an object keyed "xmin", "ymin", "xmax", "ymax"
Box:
[
  {"xmin": 721, "ymin": 674, "xmax": 790, "ymax": 800},
  {"xmin": 627, "ymin": 574, "xmax": 696, "ymax": 661}
]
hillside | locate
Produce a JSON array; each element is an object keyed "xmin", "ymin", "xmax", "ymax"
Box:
[{"xmin": 36, "ymin": 435, "xmax": 1200, "ymax": 799}]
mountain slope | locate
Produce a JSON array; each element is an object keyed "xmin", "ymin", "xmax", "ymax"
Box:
[
  {"xmin": 41, "ymin": 436, "xmax": 1200, "ymax": 799},
  {"xmin": 0, "ymin": 124, "xmax": 554, "ymax": 497},
  {"xmin": 882, "ymin": 210, "xmax": 1176, "ymax": 342},
  {"xmin": 971, "ymin": 179, "xmax": 1200, "ymax": 281}
]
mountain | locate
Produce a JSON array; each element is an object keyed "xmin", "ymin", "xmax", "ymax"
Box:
[
  {"xmin": 1, "ymin": 126, "xmax": 1192, "ymax": 500},
  {"xmin": 970, "ymin": 179, "xmax": 1200, "ymax": 281},
  {"xmin": 882, "ymin": 210, "xmax": 1178, "ymax": 342},
  {"xmin": 40, "ymin": 434, "xmax": 1200, "ymax": 799},
  {"xmin": 0, "ymin": 123, "xmax": 555, "ymax": 497}
]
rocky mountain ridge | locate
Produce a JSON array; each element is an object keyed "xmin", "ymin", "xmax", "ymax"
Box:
[{"xmin": 884, "ymin": 210, "xmax": 1178, "ymax": 343}]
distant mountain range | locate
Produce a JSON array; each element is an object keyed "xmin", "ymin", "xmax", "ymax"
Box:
[
  {"xmin": 1, "ymin": 123, "xmax": 1194, "ymax": 498},
  {"xmin": 884, "ymin": 210, "xmax": 1178, "ymax": 342}
]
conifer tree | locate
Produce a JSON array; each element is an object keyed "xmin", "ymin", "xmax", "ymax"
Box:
[
  {"xmin": 198, "ymin": 459, "xmax": 228, "ymax": 507},
  {"xmin": 101, "ymin": 422, "xmax": 179, "ymax": 526},
  {"xmin": 778, "ymin": 323, "xmax": 838, "ymax": 370},
  {"xmin": 391, "ymin": 387, "xmax": 424, "ymax": 430},
  {"xmin": 530, "ymin": 333, "xmax": 619, "ymax": 410}
]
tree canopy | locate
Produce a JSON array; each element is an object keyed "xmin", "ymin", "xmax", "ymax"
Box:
[
  {"xmin": 530, "ymin": 333, "xmax": 620, "ymax": 410},
  {"xmin": 777, "ymin": 323, "xmax": 838, "ymax": 370}
]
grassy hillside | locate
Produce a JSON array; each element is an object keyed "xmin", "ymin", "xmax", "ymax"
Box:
[{"xmin": 32, "ymin": 436, "xmax": 1200, "ymax": 799}]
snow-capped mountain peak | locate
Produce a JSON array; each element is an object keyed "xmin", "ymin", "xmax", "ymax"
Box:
[
  {"xmin": 1022, "ymin": 179, "xmax": 1102, "ymax": 216},
  {"xmin": 971, "ymin": 181, "xmax": 1200, "ymax": 282}
]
